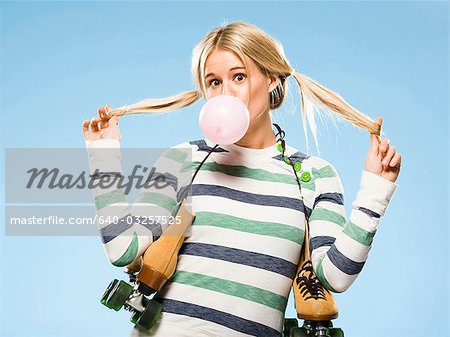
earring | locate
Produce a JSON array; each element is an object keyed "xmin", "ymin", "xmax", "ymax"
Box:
[
  {"xmin": 269, "ymin": 85, "xmax": 282, "ymax": 108},
  {"xmin": 270, "ymin": 90, "xmax": 275, "ymax": 107}
]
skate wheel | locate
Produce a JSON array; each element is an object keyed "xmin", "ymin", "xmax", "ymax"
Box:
[
  {"xmin": 283, "ymin": 318, "xmax": 299, "ymax": 336},
  {"xmin": 101, "ymin": 279, "xmax": 119, "ymax": 308},
  {"xmin": 130, "ymin": 297, "xmax": 150, "ymax": 324},
  {"xmin": 105, "ymin": 280, "xmax": 133, "ymax": 311},
  {"xmin": 289, "ymin": 327, "xmax": 309, "ymax": 337},
  {"xmin": 329, "ymin": 328, "xmax": 344, "ymax": 337},
  {"xmin": 130, "ymin": 311, "xmax": 140, "ymax": 325},
  {"xmin": 135, "ymin": 299, "xmax": 163, "ymax": 330}
]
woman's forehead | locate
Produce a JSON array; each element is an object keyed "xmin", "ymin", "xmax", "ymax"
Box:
[{"xmin": 204, "ymin": 49, "xmax": 252, "ymax": 74}]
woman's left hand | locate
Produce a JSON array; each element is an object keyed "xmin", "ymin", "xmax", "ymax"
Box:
[{"xmin": 364, "ymin": 117, "xmax": 401, "ymax": 183}]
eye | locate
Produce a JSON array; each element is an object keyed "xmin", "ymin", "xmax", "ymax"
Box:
[
  {"xmin": 208, "ymin": 79, "xmax": 220, "ymax": 87},
  {"xmin": 234, "ymin": 73, "xmax": 246, "ymax": 82}
]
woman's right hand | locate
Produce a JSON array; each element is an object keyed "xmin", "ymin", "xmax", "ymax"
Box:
[{"xmin": 82, "ymin": 105, "xmax": 122, "ymax": 143}]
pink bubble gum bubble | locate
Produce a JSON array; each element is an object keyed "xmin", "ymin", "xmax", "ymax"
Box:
[{"xmin": 199, "ymin": 95, "xmax": 250, "ymax": 145}]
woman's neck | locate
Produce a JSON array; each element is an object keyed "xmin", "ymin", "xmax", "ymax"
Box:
[{"xmin": 234, "ymin": 112, "xmax": 276, "ymax": 149}]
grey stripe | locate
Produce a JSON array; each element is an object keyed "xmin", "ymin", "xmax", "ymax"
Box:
[
  {"xmin": 313, "ymin": 192, "xmax": 344, "ymax": 207},
  {"xmin": 99, "ymin": 214, "xmax": 133, "ymax": 244},
  {"xmin": 305, "ymin": 206, "xmax": 312, "ymax": 219},
  {"xmin": 310, "ymin": 235, "xmax": 336, "ymax": 251},
  {"xmin": 274, "ymin": 150, "xmax": 310, "ymax": 163},
  {"xmin": 290, "ymin": 150, "xmax": 310, "ymax": 161},
  {"xmin": 180, "ymin": 242, "xmax": 297, "ymax": 279},
  {"xmin": 357, "ymin": 206, "xmax": 381, "ymax": 218},
  {"xmin": 154, "ymin": 298, "xmax": 281, "ymax": 337},
  {"xmin": 177, "ymin": 184, "xmax": 192, "ymax": 203},
  {"xmin": 100, "ymin": 214, "xmax": 162, "ymax": 244},
  {"xmin": 273, "ymin": 154, "xmax": 287, "ymax": 162},
  {"xmin": 191, "ymin": 183, "xmax": 307, "ymax": 213},
  {"xmin": 189, "ymin": 139, "xmax": 228, "ymax": 153},
  {"xmin": 327, "ymin": 245, "xmax": 365, "ymax": 275},
  {"xmin": 145, "ymin": 171, "xmax": 178, "ymax": 191}
]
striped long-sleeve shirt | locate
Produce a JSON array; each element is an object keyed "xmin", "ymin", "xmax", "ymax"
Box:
[{"xmin": 86, "ymin": 137, "xmax": 398, "ymax": 337}]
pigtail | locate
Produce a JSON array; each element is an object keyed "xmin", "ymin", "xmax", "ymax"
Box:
[
  {"xmin": 291, "ymin": 71, "xmax": 381, "ymax": 153},
  {"xmin": 107, "ymin": 90, "xmax": 202, "ymax": 118}
]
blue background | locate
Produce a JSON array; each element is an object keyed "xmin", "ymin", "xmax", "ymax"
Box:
[{"xmin": 1, "ymin": 1, "xmax": 448, "ymax": 336}]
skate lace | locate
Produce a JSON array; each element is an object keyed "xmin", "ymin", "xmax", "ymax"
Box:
[{"xmin": 295, "ymin": 260, "xmax": 327, "ymax": 300}]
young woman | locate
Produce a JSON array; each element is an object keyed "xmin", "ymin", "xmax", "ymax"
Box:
[{"xmin": 82, "ymin": 21, "xmax": 401, "ymax": 337}]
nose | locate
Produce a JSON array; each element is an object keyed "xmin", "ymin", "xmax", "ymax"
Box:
[{"xmin": 221, "ymin": 82, "xmax": 236, "ymax": 96}]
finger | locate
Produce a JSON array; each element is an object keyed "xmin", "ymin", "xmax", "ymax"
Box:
[
  {"xmin": 98, "ymin": 107, "xmax": 109, "ymax": 127},
  {"xmin": 95, "ymin": 117, "xmax": 109, "ymax": 130},
  {"xmin": 369, "ymin": 133, "xmax": 380, "ymax": 154},
  {"xmin": 82, "ymin": 120, "xmax": 91, "ymax": 139},
  {"xmin": 377, "ymin": 116, "xmax": 383, "ymax": 127},
  {"xmin": 374, "ymin": 116, "xmax": 382, "ymax": 126},
  {"xmin": 379, "ymin": 138, "xmax": 390, "ymax": 155},
  {"xmin": 90, "ymin": 117, "xmax": 101, "ymax": 133},
  {"xmin": 98, "ymin": 108, "xmax": 105, "ymax": 119},
  {"xmin": 99, "ymin": 118, "xmax": 109, "ymax": 129},
  {"xmin": 104, "ymin": 105, "xmax": 112, "ymax": 119},
  {"xmin": 373, "ymin": 116, "xmax": 383, "ymax": 134},
  {"xmin": 98, "ymin": 106, "xmax": 105, "ymax": 115},
  {"xmin": 98, "ymin": 106, "xmax": 110, "ymax": 122},
  {"xmin": 389, "ymin": 153, "xmax": 401, "ymax": 168},
  {"xmin": 369, "ymin": 117, "xmax": 382, "ymax": 154},
  {"xmin": 382, "ymin": 146, "xmax": 396, "ymax": 166}
]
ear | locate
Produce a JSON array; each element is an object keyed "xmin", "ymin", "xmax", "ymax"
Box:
[{"xmin": 267, "ymin": 74, "xmax": 280, "ymax": 92}]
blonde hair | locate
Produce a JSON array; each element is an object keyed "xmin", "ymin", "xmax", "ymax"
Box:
[{"xmin": 108, "ymin": 21, "xmax": 381, "ymax": 150}]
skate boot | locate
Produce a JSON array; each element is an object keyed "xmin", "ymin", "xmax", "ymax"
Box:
[{"xmin": 100, "ymin": 199, "xmax": 195, "ymax": 330}]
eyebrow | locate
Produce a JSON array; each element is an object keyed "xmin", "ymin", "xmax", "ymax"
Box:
[{"xmin": 205, "ymin": 66, "xmax": 246, "ymax": 79}]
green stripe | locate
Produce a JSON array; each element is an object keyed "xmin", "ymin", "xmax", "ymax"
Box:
[
  {"xmin": 94, "ymin": 189, "xmax": 126, "ymax": 210},
  {"xmin": 180, "ymin": 161, "xmax": 200, "ymax": 176},
  {"xmin": 182, "ymin": 161, "xmax": 316, "ymax": 191},
  {"xmin": 183, "ymin": 162, "xmax": 295, "ymax": 184},
  {"xmin": 311, "ymin": 165, "xmax": 337, "ymax": 179},
  {"xmin": 315, "ymin": 256, "xmax": 337, "ymax": 293},
  {"xmin": 164, "ymin": 148, "xmax": 190, "ymax": 163},
  {"xmin": 171, "ymin": 270, "xmax": 287, "ymax": 312},
  {"xmin": 112, "ymin": 232, "xmax": 138, "ymax": 267},
  {"xmin": 309, "ymin": 208, "xmax": 346, "ymax": 227},
  {"xmin": 194, "ymin": 211, "xmax": 304, "ymax": 245},
  {"xmin": 342, "ymin": 221, "xmax": 376, "ymax": 246},
  {"xmin": 134, "ymin": 192, "xmax": 177, "ymax": 213}
]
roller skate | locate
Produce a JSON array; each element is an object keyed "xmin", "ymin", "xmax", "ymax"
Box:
[
  {"xmin": 283, "ymin": 219, "xmax": 344, "ymax": 337},
  {"xmin": 282, "ymin": 260, "xmax": 345, "ymax": 337},
  {"xmin": 100, "ymin": 199, "xmax": 195, "ymax": 331}
]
